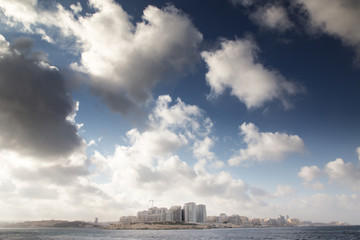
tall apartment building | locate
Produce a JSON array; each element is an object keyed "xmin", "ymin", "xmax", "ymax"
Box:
[
  {"xmin": 183, "ymin": 202, "xmax": 197, "ymax": 223},
  {"xmin": 169, "ymin": 206, "xmax": 183, "ymax": 222},
  {"xmin": 196, "ymin": 204, "xmax": 207, "ymax": 223}
]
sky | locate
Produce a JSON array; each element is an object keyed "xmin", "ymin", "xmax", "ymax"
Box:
[{"xmin": 0, "ymin": 0, "xmax": 360, "ymax": 224}]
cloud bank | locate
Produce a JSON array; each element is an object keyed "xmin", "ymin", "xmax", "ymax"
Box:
[{"xmin": 0, "ymin": 95, "xmax": 280, "ymax": 220}]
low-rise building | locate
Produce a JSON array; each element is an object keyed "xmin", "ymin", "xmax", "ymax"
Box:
[
  {"xmin": 119, "ymin": 216, "xmax": 137, "ymax": 224},
  {"xmin": 228, "ymin": 215, "xmax": 241, "ymax": 225}
]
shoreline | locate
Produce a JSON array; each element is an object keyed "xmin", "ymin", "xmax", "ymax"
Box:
[{"xmin": 1, "ymin": 220, "xmax": 351, "ymax": 230}]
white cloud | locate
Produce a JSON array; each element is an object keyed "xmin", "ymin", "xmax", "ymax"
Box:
[
  {"xmin": 298, "ymin": 165, "xmax": 322, "ymax": 182},
  {"xmin": 70, "ymin": 2, "xmax": 82, "ymax": 14},
  {"xmin": 273, "ymin": 185, "xmax": 295, "ymax": 197},
  {"xmin": 298, "ymin": 0, "xmax": 360, "ymax": 64},
  {"xmin": 250, "ymin": 5, "xmax": 293, "ymax": 32},
  {"xmin": 325, "ymin": 158, "xmax": 360, "ymax": 191},
  {"xmin": 193, "ymin": 136, "xmax": 224, "ymax": 171},
  {"xmin": 193, "ymin": 136, "xmax": 215, "ymax": 161},
  {"xmin": 357, "ymin": 147, "xmax": 360, "ymax": 161},
  {"xmin": 299, "ymin": 152, "xmax": 360, "ymax": 192},
  {"xmin": 202, "ymin": 38, "xmax": 302, "ymax": 109},
  {"xmin": 86, "ymin": 95, "xmax": 266, "ymax": 216},
  {"xmin": 73, "ymin": 3, "xmax": 203, "ymax": 113},
  {"xmin": 0, "ymin": 144, "xmax": 132, "ymax": 221},
  {"xmin": 298, "ymin": 165, "xmax": 324, "ymax": 190},
  {"xmin": 35, "ymin": 28, "xmax": 53, "ymax": 43},
  {"xmin": 0, "ymin": 0, "xmax": 203, "ymax": 113},
  {"xmin": 230, "ymin": 0, "xmax": 293, "ymax": 32},
  {"xmin": 0, "ymin": 0, "xmax": 38, "ymax": 31},
  {"xmin": 149, "ymin": 95, "xmax": 202, "ymax": 131},
  {"xmin": 284, "ymin": 193, "xmax": 360, "ymax": 224},
  {"xmin": 229, "ymin": 122, "xmax": 305, "ymax": 166}
]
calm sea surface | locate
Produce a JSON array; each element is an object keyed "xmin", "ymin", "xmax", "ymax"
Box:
[{"xmin": 0, "ymin": 226, "xmax": 359, "ymax": 240}]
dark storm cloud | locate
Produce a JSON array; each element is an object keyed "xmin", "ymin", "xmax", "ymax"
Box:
[
  {"xmin": 0, "ymin": 37, "xmax": 82, "ymax": 159},
  {"xmin": 10, "ymin": 37, "xmax": 33, "ymax": 55}
]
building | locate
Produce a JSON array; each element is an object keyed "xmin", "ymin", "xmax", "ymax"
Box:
[
  {"xmin": 276, "ymin": 215, "xmax": 286, "ymax": 225},
  {"xmin": 239, "ymin": 216, "xmax": 249, "ymax": 225},
  {"xmin": 206, "ymin": 216, "xmax": 217, "ymax": 223},
  {"xmin": 169, "ymin": 206, "xmax": 183, "ymax": 222},
  {"xmin": 196, "ymin": 204, "xmax": 207, "ymax": 223},
  {"xmin": 251, "ymin": 218, "xmax": 263, "ymax": 225},
  {"xmin": 288, "ymin": 218, "xmax": 301, "ymax": 226},
  {"xmin": 183, "ymin": 202, "xmax": 197, "ymax": 223},
  {"xmin": 134, "ymin": 202, "xmax": 207, "ymax": 223},
  {"xmin": 219, "ymin": 213, "xmax": 227, "ymax": 223},
  {"xmin": 228, "ymin": 215, "xmax": 241, "ymax": 225}
]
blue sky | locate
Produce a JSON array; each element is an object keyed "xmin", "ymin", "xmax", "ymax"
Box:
[{"xmin": 0, "ymin": 0, "xmax": 360, "ymax": 224}]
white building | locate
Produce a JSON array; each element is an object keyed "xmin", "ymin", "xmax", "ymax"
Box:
[
  {"xmin": 196, "ymin": 204, "xmax": 207, "ymax": 223},
  {"xmin": 183, "ymin": 202, "xmax": 197, "ymax": 223}
]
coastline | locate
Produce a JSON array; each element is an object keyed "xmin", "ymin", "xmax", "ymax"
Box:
[{"xmin": 1, "ymin": 220, "xmax": 351, "ymax": 230}]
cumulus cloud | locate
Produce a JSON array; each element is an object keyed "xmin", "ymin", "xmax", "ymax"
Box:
[
  {"xmin": 202, "ymin": 38, "xmax": 302, "ymax": 109},
  {"xmin": 357, "ymin": 147, "xmax": 360, "ymax": 161},
  {"xmin": 298, "ymin": 165, "xmax": 322, "ymax": 182},
  {"xmin": 230, "ymin": 0, "xmax": 293, "ymax": 32},
  {"xmin": 193, "ymin": 136, "xmax": 224, "ymax": 171},
  {"xmin": 149, "ymin": 95, "xmax": 203, "ymax": 131},
  {"xmin": 0, "ymin": 0, "xmax": 203, "ymax": 113},
  {"xmin": 298, "ymin": 0, "xmax": 360, "ymax": 65},
  {"xmin": 229, "ymin": 122, "xmax": 305, "ymax": 165},
  {"xmin": 299, "ymin": 151, "xmax": 360, "ymax": 192},
  {"xmin": 73, "ymin": 3, "xmax": 203, "ymax": 113},
  {"xmin": 250, "ymin": 5, "xmax": 293, "ymax": 32},
  {"xmin": 0, "ymin": 35, "xmax": 82, "ymax": 158},
  {"xmin": 325, "ymin": 158, "xmax": 360, "ymax": 191},
  {"xmin": 87, "ymin": 96, "xmax": 266, "ymax": 215},
  {"xmin": 298, "ymin": 165, "xmax": 324, "ymax": 190}
]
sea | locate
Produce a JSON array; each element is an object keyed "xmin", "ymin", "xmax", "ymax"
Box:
[{"xmin": 0, "ymin": 226, "xmax": 359, "ymax": 240}]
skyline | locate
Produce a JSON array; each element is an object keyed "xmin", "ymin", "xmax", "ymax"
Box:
[{"xmin": 0, "ymin": 0, "xmax": 360, "ymax": 224}]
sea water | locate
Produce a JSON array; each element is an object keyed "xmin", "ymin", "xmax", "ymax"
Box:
[{"xmin": 0, "ymin": 226, "xmax": 359, "ymax": 240}]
